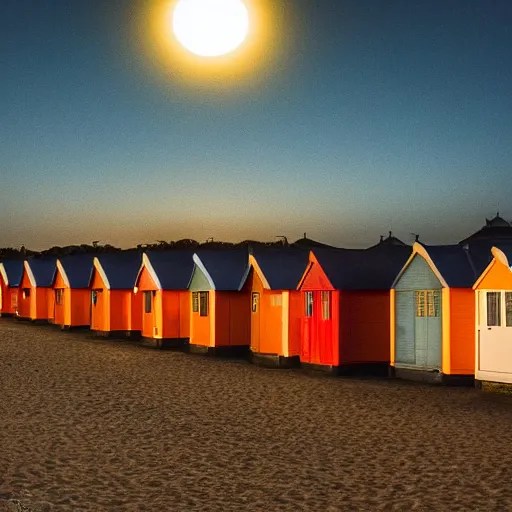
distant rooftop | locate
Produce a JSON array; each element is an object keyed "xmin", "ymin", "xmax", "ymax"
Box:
[{"xmin": 459, "ymin": 213, "xmax": 512, "ymax": 245}]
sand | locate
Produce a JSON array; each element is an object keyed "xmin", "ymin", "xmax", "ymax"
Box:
[{"xmin": 1, "ymin": 319, "xmax": 512, "ymax": 511}]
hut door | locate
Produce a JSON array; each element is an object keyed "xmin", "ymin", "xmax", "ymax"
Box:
[
  {"xmin": 395, "ymin": 292, "xmax": 415, "ymax": 364},
  {"xmin": 91, "ymin": 290, "xmax": 102, "ymax": 330},
  {"xmin": 251, "ymin": 292, "xmax": 261, "ymax": 353},
  {"xmin": 414, "ymin": 291, "xmax": 442, "ymax": 369}
]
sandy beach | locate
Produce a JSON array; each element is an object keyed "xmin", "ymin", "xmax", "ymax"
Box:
[{"xmin": 1, "ymin": 319, "xmax": 512, "ymax": 511}]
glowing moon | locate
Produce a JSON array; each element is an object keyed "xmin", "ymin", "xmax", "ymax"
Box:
[{"xmin": 172, "ymin": 0, "xmax": 250, "ymax": 57}]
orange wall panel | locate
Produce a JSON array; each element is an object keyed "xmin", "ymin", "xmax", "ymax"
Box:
[
  {"xmin": 259, "ymin": 290, "xmax": 282, "ymax": 354},
  {"xmin": 137, "ymin": 267, "xmax": 158, "ymax": 291},
  {"xmin": 449, "ymin": 288, "xmax": 476, "ymax": 375},
  {"xmin": 70, "ymin": 289, "xmax": 91, "ymax": 327},
  {"xmin": 288, "ymin": 290, "xmax": 303, "ymax": 357},
  {"xmin": 339, "ymin": 291, "xmax": 391, "ymax": 364},
  {"xmin": 161, "ymin": 291, "xmax": 180, "ymax": 338},
  {"xmin": 228, "ymin": 291, "xmax": 251, "ymax": 347},
  {"xmin": 300, "ymin": 262, "xmax": 334, "ymax": 291},
  {"xmin": 179, "ymin": 291, "xmax": 190, "ymax": 338}
]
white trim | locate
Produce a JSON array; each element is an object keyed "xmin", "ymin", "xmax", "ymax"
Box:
[
  {"xmin": 476, "ymin": 370, "xmax": 512, "ymax": 385},
  {"xmin": 391, "ymin": 242, "xmax": 449, "ymax": 289},
  {"xmin": 24, "ymin": 261, "xmax": 36, "ymax": 287},
  {"xmin": 238, "ymin": 264, "xmax": 253, "ymax": 291},
  {"xmin": 136, "ymin": 253, "xmax": 162, "ymax": 290},
  {"xmin": 56, "ymin": 260, "xmax": 71, "ymax": 288},
  {"xmin": 0, "ymin": 263, "xmax": 8, "ymax": 286},
  {"xmin": 192, "ymin": 253, "xmax": 216, "ymax": 290},
  {"xmin": 92, "ymin": 257, "xmax": 111, "ymax": 290}
]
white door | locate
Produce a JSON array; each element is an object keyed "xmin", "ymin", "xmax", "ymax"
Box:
[{"xmin": 478, "ymin": 290, "xmax": 512, "ymax": 381}]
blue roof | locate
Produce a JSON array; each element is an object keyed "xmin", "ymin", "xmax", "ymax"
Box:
[
  {"xmin": 249, "ymin": 246, "xmax": 310, "ymax": 290},
  {"xmin": 422, "ymin": 244, "xmax": 477, "ymax": 288},
  {"xmin": 145, "ymin": 250, "xmax": 195, "ymax": 290},
  {"xmin": 58, "ymin": 253, "xmax": 96, "ymax": 289},
  {"xmin": 312, "ymin": 246, "xmax": 412, "ymax": 290},
  {"xmin": 27, "ymin": 257, "xmax": 57, "ymax": 287},
  {"xmin": 467, "ymin": 240, "xmax": 512, "ymax": 273},
  {"xmin": 94, "ymin": 251, "xmax": 142, "ymax": 289},
  {"xmin": 1, "ymin": 260, "xmax": 24, "ymax": 287},
  {"xmin": 194, "ymin": 248, "xmax": 249, "ymax": 291}
]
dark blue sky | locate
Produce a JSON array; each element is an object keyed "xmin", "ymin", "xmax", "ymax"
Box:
[{"xmin": 2, "ymin": 0, "xmax": 511, "ymax": 250}]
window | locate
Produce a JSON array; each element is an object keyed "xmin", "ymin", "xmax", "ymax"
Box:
[
  {"xmin": 415, "ymin": 291, "xmax": 425, "ymax": 317},
  {"xmin": 55, "ymin": 289, "xmax": 63, "ymax": 305},
  {"xmin": 144, "ymin": 291, "xmax": 152, "ymax": 314},
  {"xmin": 321, "ymin": 291, "xmax": 331, "ymax": 320},
  {"xmin": 199, "ymin": 291, "xmax": 209, "ymax": 317},
  {"xmin": 22, "ymin": 288, "xmax": 30, "ymax": 299},
  {"xmin": 415, "ymin": 290, "xmax": 440, "ymax": 317},
  {"xmin": 252, "ymin": 292, "xmax": 260, "ymax": 313},
  {"xmin": 192, "ymin": 292, "xmax": 199, "ymax": 313},
  {"xmin": 486, "ymin": 292, "xmax": 501, "ymax": 326},
  {"xmin": 506, "ymin": 292, "xmax": 512, "ymax": 327},
  {"xmin": 305, "ymin": 291, "xmax": 314, "ymax": 317},
  {"xmin": 270, "ymin": 295, "xmax": 282, "ymax": 307},
  {"xmin": 91, "ymin": 290, "xmax": 98, "ymax": 306}
]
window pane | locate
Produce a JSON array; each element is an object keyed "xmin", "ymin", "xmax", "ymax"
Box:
[
  {"xmin": 487, "ymin": 292, "xmax": 501, "ymax": 326},
  {"xmin": 415, "ymin": 291, "xmax": 425, "ymax": 317},
  {"xmin": 144, "ymin": 291, "xmax": 152, "ymax": 314},
  {"xmin": 321, "ymin": 291, "xmax": 330, "ymax": 320},
  {"xmin": 192, "ymin": 292, "xmax": 199, "ymax": 313},
  {"xmin": 506, "ymin": 292, "xmax": 512, "ymax": 327},
  {"xmin": 199, "ymin": 292, "xmax": 209, "ymax": 317},
  {"xmin": 305, "ymin": 292, "xmax": 313, "ymax": 317},
  {"xmin": 252, "ymin": 292, "xmax": 259, "ymax": 313}
]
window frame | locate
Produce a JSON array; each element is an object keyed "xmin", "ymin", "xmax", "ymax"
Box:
[
  {"xmin": 55, "ymin": 289, "xmax": 64, "ymax": 305},
  {"xmin": 305, "ymin": 291, "xmax": 314, "ymax": 317},
  {"xmin": 199, "ymin": 291, "xmax": 209, "ymax": 317},
  {"xmin": 251, "ymin": 292, "xmax": 260, "ymax": 313},
  {"xmin": 481, "ymin": 290, "xmax": 512, "ymax": 328},
  {"xmin": 321, "ymin": 291, "xmax": 331, "ymax": 320},
  {"xmin": 144, "ymin": 291, "xmax": 152, "ymax": 314},
  {"xmin": 414, "ymin": 290, "xmax": 440, "ymax": 318}
]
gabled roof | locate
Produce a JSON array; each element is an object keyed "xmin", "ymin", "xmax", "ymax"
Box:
[
  {"xmin": 25, "ymin": 257, "xmax": 57, "ymax": 287},
  {"xmin": 393, "ymin": 242, "xmax": 479, "ymax": 288},
  {"xmin": 192, "ymin": 248, "xmax": 249, "ymax": 291},
  {"xmin": 310, "ymin": 246, "xmax": 411, "ymax": 290},
  {"xmin": 93, "ymin": 251, "xmax": 142, "ymax": 290},
  {"xmin": 366, "ymin": 231, "xmax": 409, "ymax": 249},
  {"xmin": 138, "ymin": 250, "xmax": 195, "ymax": 290},
  {"xmin": 243, "ymin": 246, "xmax": 310, "ymax": 290},
  {"xmin": 459, "ymin": 214, "xmax": 512, "ymax": 245},
  {"xmin": 57, "ymin": 253, "xmax": 96, "ymax": 289},
  {"xmin": 0, "ymin": 260, "xmax": 24, "ymax": 287}
]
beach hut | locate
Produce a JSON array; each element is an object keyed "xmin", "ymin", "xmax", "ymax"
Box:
[
  {"xmin": 52, "ymin": 253, "xmax": 96, "ymax": 329},
  {"xmin": 188, "ymin": 248, "xmax": 250, "ymax": 356},
  {"xmin": 390, "ymin": 242, "xmax": 484, "ymax": 384},
  {"xmin": 16, "ymin": 257, "xmax": 57, "ymax": 322},
  {"xmin": 297, "ymin": 246, "xmax": 411, "ymax": 374},
  {"xmin": 473, "ymin": 245, "xmax": 512, "ymax": 385},
  {"xmin": 238, "ymin": 246, "xmax": 309, "ymax": 367},
  {"xmin": 0, "ymin": 260, "xmax": 23, "ymax": 317},
  {"xmin": 133, "ymin": 250, "xmax": 194, "ymax": 348},
  {"xmin": 89, "ymin": 251, "xmax": 142, "ymax": 338}
]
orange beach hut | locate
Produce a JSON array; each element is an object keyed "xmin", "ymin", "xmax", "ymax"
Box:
[
  {"xmin": 89, "ymin": 251, "xmax": 142, "ymax": 338},
  {"xmin": 16, "ymin": 257, "xmax": 57, "ymax": 322},
  {"xmin": 390, "ymin": 242, "xmax": 486, "ymax": 385},
  {"xmin": 238, "ymin": 247, "xmax": 309, "ymax": 367},
  {"xmin": 297, "ymin": 246, "xmax": 411, "ymax": 374},
  {"xmin": 52, "ymin": 254, "xmax": 95, "ymax": 329},
  {"xmin": 473, "ymin": 244, "xmax": 512, "ymax": 385},
  {"xmin": 0, "ymin": 260, "xmax": 23, "ymax": 317},
  {"xmin": 188, "ymin": 249, "xmax": 250, "ymax": 356},
  {"xmin": 134, "ymin": 250, "xmax": 194, "ymax": 348}
]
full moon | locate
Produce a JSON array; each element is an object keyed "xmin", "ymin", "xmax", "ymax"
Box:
[{"xmin": 172, "ymin": 0, "xmax": 250, "ymax": 58}]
